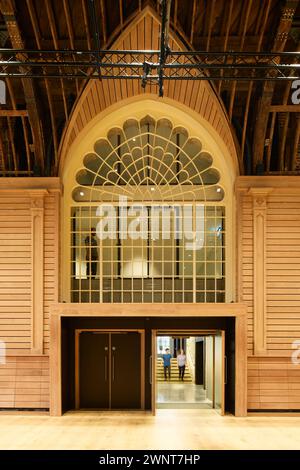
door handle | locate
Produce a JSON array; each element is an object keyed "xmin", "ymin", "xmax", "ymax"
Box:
[
  {"xmin": 149, "ymin": 355, "xmax": 152, "ymax": 385},
  {"xmin": 224, "ymin": 355, "xmax": 228, "ymax": 385},
  {"xmin": 112, "ymin": 355, "xmax": 115, "ymax": 382},
  {"xmin": 104, "ymin": 355, "xmax": 108, "ymax": 382}
]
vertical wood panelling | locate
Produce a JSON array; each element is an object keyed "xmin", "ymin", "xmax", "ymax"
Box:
[
  {"xmin": 0, "ymin": 180, "xmax": 60, "ymax": 409},
  {"xmin": 0, "ymin": 193, "xmax": 31, "ymax": 354},
  {"xmin": 266, "ymin": 194, "xmax": 300, "ymax": 356},
  {"xmin": 238, "ymin": 178, "xmax": 300, "ymax": 410}
]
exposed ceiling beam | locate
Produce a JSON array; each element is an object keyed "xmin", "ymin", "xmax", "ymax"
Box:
[
  {"xmin": 81, "ymin": 0, "xmax": 92, "ymax": 50},
  {"xmin": 0, "ymin": 110, "xmax": 28, "ymax": 116},
  {"xmin": 252, "ymin": 0, "xmax": 299, "ymax": 172},
  {"xmin": 206, "ymin": 0, "xmax": 216, "ymax": 52},
  {"xmin": 265, "ymin": 111, "xmax": 277, "ymax": 172},
  {"xmin": 26, "ymin": 0, "xmax": 59, "ymax": 174},
  {"xmin": 45, "ymin": 0, "xmax": 68, "ymax": 120},
  {"xmin": 291, "ymin": 115, "xmax": 300, "ymax": 170},
  {"xmin": 270, "ymin": 105, "xmax": 300, "ymax": 111},
  {"xmin": 0, "ymin": 0, "xmax": 45, "ymax": 174},
  {"xmin": 190, "ymin": 0, "xmax": 197, "ymax": 44},
  {"xmin": 240, "ymin": 0, "xmax": 272, "ymax": 171},
  {"xmin": 100, "ymin": 0, "xmax": 107, "ymax": 45},
  {"xmin": 119, "ymin": 0, "xmax": 124, "ymax": 28},
  {"xmin": 63, "ymin": 0, "xmax": 79, "ymax": 94},
  {"xmin": 217, "ymin": 0, "xmax": 234, "ymax": 94}
]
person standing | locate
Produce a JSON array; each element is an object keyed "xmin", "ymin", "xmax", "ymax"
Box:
[
  {"xmin": 162, "ymin": 348, "xmax": 172, "ymax": 381},
  {"xmin": 85, "ymin": 227, "xmax": 98, "ymax": 279},
  {"xmin": 177, "ymin": 349, "xmax": 186, "ymax": 381}
]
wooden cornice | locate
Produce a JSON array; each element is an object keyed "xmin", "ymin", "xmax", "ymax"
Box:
[{"xmin": 0, "ymin": 177, "xmax": 61, "ymax": 191}]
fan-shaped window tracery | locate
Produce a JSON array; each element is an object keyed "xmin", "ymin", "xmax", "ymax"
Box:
[
  {"xmin": 72, "ymin": 116, "xmax": 224, "ymax": 203},
  {"xmin": 70, "ymin": 116, "xmax": 226, "ymax": 304}
]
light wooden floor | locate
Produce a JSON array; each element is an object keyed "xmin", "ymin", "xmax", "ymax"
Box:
[{"xmin": 0, "ymin": 410, "xmax": 300, "ymax": 450}]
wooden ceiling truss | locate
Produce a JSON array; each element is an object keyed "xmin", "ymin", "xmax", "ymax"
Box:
[{"xmin": 0, "ymin": 0, "xmax": 298, "ymax": 177}]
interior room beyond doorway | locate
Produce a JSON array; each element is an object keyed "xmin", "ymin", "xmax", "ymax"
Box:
[{"xmin": 156, "ymin": 332, "xmax": 224, "ymax": 412}]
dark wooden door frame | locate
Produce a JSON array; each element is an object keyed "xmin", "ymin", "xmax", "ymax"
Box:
[
  {"xmin": 75, "ymin": 329, "xmax": 145, "ymax": 410},
  {"xmin": 50, "ymin": 303, "xmax": 247, "ymax": 417},
  {"xmin": 153, "ymin": 329, "xmax": 225, "ymax": 415}
]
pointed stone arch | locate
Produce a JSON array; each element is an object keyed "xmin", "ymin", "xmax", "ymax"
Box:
[{"xmin": 59, "ymin": 6, "xmax": 239, "ymax": 176}]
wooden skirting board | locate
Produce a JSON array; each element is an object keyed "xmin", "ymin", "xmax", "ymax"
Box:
[{"xmin": 1, "ymin": 353, "xmax": 299, "ymax": 413}]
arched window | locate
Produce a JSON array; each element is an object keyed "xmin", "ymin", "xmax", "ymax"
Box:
[{"xmin": 70, "ymin": 116, "xmax": 225, "ymax": 303}]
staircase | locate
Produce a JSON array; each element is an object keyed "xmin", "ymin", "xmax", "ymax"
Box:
[{"xmin": 156, "ymin": 358, "xmax": 193, "ymax": 383}]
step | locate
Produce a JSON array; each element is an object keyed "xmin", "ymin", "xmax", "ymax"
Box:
[{"xmin": 156, "ymin": 359, "xmax": 193, "ymax": 383}]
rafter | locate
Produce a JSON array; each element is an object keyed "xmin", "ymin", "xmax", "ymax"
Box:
[
  {"xmin": 45, "ymin": 0, "xmax": 68, "ymax": 119},
  {"xmin": 0, "ymin": 0, "xmax": 45, "ymax": 174},
  {"xmin": 119, "ymin": 0, "xmax": 124, "ymax": 28},
  {"xmin": 279, "ymin": 113, "xmax": 290, "ymax": 171},
  {"xmin": 228, "ymin": 0, "xmax": 253, "ymax": 121},
  {"xmin": 206, "ymin": 0, "xmax": 216, "ymax": 52},
  {"xmin": 26, "ymin": 0, "xmax": 59, "ymax": 172},
  {"xmin": 4, "ymin": 79, "xmax": 17, "ymax": 171},
  {"xmin": 190, "ymin": 0, "xmax": 197, "ymax": 45},
  {"xmin": 81, "ymin": 0, "xmax": 92, "ymax": 50},
  {"xmin": 265, "ymin": 111, "xmax": 277, "ymax": 172},
  {"xmin": 100, "ymin": 0, "xmax": 107, "ymax": 45},
  {"xmin": 0, "ymin": 110, "xmax": 28, "ymax": 117},
  {"xmin": 217, "ymin": 0, "xmax": 233, "ymax": 94},
  {"xmin": 291, "ymin": 115, "xmax": 300, "ymax": 170},
  {"xmin": 0, "ymin": 128, "xmax": 5, "ymax": 174},
  {"xmin": 174, "ymin": 0, "xmax": 178, "ymax": 28},
  {"xmin": 270, "ymin": 105, "xmax": 300, "ymax": 111},
  {"xmin": 252, "ymin": 0, "xmax": 299, "ymax": 172},
  {"xmin": 241, "ymin": 0, "xmax": 272, "ymax": 170},
  {"xmin": 63, "ymin": 0, "xmax": 79, "ymax": 94}
]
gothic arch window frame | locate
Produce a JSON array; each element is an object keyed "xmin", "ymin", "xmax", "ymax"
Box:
[{"xmin": 62, "ymin": 99, "xmax": 236, "ymax": 304}]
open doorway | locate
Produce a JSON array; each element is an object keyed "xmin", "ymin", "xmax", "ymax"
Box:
[{"xmin": 155, "ymin": 331, "xmax": 225, "ymax": 413}]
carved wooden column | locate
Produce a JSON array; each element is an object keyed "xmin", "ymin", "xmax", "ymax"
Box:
[
  {"xmin": 249, "ymin": 188, "xmax": 272, "ymax": 356},
  {"xmin": 30, "ymin": 190, "xmax": 47, "ymax": 354}
]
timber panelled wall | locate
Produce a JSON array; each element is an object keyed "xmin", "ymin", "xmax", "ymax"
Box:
[
  {"xmin": 237, "ymin": 177, "xmax": 300, "ymax": 410},
  {"xmin": 1, "ymin": 177, "xmax": 300, "ymax": 411},
  {"xmin": 0, "ymin": 179, "xmax": 60, "ymax": 409}
]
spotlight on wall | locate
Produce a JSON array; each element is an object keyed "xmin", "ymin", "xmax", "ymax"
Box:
[{"xmin": 79, "ymin": 191, "xmax": 85, "ymax": 196}]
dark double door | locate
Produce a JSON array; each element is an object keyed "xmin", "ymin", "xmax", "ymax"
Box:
[{"xmin": 77, "ymin": 331, "xmax": 141, "ymax": 409}]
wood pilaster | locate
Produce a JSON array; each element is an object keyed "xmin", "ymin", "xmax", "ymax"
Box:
[
  {"xmin": 30, "ymin": 190, "xmax": 47, "ymax": 354},
  {"xmin": 249, "ymin": 188, "xmax": 272, "ymax": 356}
]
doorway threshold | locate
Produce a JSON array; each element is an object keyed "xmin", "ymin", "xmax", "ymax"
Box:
[{"xmin": 157, "ymin": 402, "xmax": 212, "ymax": 409}]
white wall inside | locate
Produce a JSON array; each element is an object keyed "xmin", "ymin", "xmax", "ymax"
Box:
[{"xmin": 205, "ymin": 336, "xmax": 214, "ymax": 402}]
